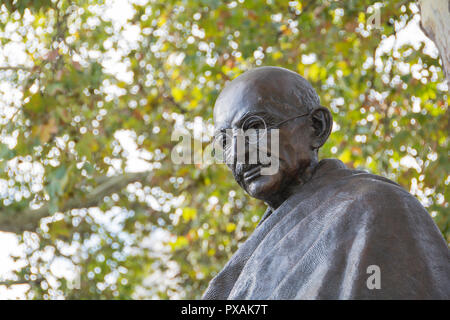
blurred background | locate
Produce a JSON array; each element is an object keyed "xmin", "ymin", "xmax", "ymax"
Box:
[{"xmin": 0, "ymin": 0, "xmax": 448, "ymax": 299}]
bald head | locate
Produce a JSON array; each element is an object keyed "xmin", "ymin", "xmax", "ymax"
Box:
[{"xmin": 214, "ymin": 66, "xmax": 321, "ymax": 125}]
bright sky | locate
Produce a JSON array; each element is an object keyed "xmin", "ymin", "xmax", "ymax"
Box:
[{"xmin": 0, "ymin": 0, "xmax": 443, "ymax": 299}]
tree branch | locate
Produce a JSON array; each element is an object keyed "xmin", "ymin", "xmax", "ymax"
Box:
[
  {"xmin": 0, "ymin": 66, "xmax": 32, "ymax": 71},
  {"xmin": 0, "ymin": 278, "xmax": 42, "ymax": 286},
  {"xmin": 0, "ymin": 171, "xmax": 154, "ymax": 234}
]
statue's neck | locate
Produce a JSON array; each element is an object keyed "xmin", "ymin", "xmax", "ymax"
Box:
[{"xmin": 264, "ymin": 159, "xmax": 319, "ymax": 209}]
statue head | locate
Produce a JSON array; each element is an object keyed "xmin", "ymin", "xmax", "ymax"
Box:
[{"xmin": 213, "ymin": 66, "xmax": 333, "ymax": 208}]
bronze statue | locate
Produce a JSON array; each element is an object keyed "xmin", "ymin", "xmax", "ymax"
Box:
[{"xmin": 203, "ymin": 66, "xmax": 450, "ymax": 299}]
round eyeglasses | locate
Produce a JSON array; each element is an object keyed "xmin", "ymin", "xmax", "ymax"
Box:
[{"xmin": 212, "ymin": 111, "xmax": 310, "ymax": 162}]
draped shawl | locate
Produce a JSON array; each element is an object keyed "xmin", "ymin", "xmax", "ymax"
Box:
[{"xmin": 203, "ymin": 159, "xmax": 450, "ymax": 299}]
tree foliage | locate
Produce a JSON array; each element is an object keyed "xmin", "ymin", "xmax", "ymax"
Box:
[{"xmin": 0, "ymin": 0, "xmax": 448, "ymax": 299}]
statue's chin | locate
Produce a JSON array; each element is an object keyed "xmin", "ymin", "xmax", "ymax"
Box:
[{"xmin": 245, "ymin": 174, "xmax": 281, "ymax": 202}]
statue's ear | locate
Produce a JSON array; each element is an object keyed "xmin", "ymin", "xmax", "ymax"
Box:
[{"xmin": 310, "ymin": 106, "xmax": 333, "ymax": 149}]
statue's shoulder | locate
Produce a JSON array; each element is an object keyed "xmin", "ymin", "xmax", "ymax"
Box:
[
  {"xmin": 337, "ymin": 167, "xmax": 404, "ymax": 195},
  {"xmin": 343, "ymin": 172, "xmax": 436, "ymax": 229},
  {"xmin": 336, "ymin": 168, "xmax": 428, "ymax": 220},
  {"xmin": 315, "ymin": 158, "xmax": 405, "ymax": 195},
  {"xmin": 312, "ymin": 159, "xmax": 424, "ymax": 214}
]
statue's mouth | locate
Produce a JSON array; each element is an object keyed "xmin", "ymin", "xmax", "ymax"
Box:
[
  {"xmin": 243, "ymin": 165, "xmax": 261, "ymax": 181},
  {"xmin": 243, "ymin": 162, "xmax": 274, "ymax": 181},
  {"xmin": 234, "ymin": 163, "xmax": 257, "ymax": 185},
  {"xmin": 234, "ymin": 161, "xmax": 274, "ymax": 187}
]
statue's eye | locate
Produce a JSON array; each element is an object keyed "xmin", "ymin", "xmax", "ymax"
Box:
[
  {"xmin": 242, "ymin": 115, "xmax": 267, "ymax": 131},
  {"xmin": 246, "ymin": 121, "xmax": 264, "ymax": 130}
]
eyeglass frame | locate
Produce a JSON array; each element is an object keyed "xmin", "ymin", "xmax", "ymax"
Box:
[{"xmin": 213, "ymin": 110, "xmax": 311, "ymax": 146}]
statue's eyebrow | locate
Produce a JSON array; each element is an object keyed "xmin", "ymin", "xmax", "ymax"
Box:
[
  {"xmin": 233, "ymin": 110, "xmax": 274, "ymax": 128},
  {"xmin": 214, "ymin": 109, "xmax": 276, "ymax": 134},
  {"xmin": 215, "ymin": 110, "xmax": 264, "ymax": 133}
]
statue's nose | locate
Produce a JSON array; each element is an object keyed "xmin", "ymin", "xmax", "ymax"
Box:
[
  {"xmin": 226, "ymin": 134, "xmax": 238, "ymax": 170},
  {"xmin": 227, "ymin": 131, "xmax": 269, "ymax": 169},
  {"xmin": 225, "ymin": 133, "xmax": 246, "ymax": 170}
]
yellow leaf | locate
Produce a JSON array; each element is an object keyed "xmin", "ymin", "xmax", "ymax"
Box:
[
  {"xmin": 273, "ymin": 52, "xmax": 283, "ymax": 60},
  {"xmin": 171, "ymin": 87, "xmax": 184, "ymax": 102},
  {"xmin": 226, "ymin": 223, "xmax": 236, "ymax": 233},
  {"xmin": 182, "ymin": 207, "xmax": 197, "ymax": 221},
  {"xmin": 308, "ymin": 63, "xmax": 320, "ymax": 82},
  {"xmin": 171, "ymin": 236, "xmax": 188, "ymax": 249},
  {"xmin": 339, "ymin": 149, "xmax": 352, "ymax": 164},
  {"xmin": 337, "ymin": 61, "xmax": 350, "ymax": 76},
  {"xmin": 157, "ymin": 15, "xmax": 167, "ymax": 27},
  {"xmin": 358, "ymin": 12, "xmax": 365, "ymax": 23}
]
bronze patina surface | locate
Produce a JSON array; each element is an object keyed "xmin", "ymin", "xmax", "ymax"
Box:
[{"xmin": 203, "ymin": 66, "xmax": 450, "ymax": 299}]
